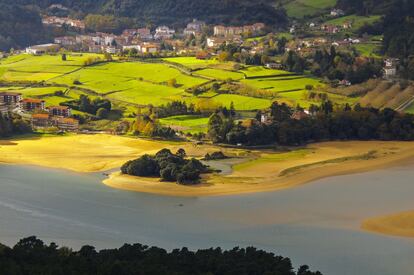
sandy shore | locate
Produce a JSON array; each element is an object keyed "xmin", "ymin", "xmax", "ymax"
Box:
[
  {"xmin": 103, "ymin": 141, "xmax": 414, "ymax": 197},
  {"xmin": 2, "ymin": 135, "xmax": 414, "ymax": 197},
  {"xmin": 0, "ymin": 134, "xmax": 172, "ymax": 172},
  {"xmin": 0, "ymin": 134, "xmax": 237, "ymax": 172},
  {"xmin": 362, "ymin": 211, "xmax": 414, "ymax": 238}
]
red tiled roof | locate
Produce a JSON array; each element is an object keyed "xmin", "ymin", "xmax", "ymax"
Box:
[
  {"xmin": 48, "ymin": 106, "xmax": 70, "ymax": 110},
  {"xmin": 21, "ymin": 98, "xmax": 44, "ymax": 103},
  {"xmin": 32, "ymin": 114, "xmax": 49, "ymax": 119}
]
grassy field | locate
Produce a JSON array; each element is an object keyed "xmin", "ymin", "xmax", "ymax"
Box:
[
  {"xmin": 283, "ymin": 0, "xmax": 337, "ymax": 18},
  {"xmin": 354, "ymin": 43, "xmax": 381, "ymax": 58},
  {"xmin": 324, "ymin": 15, "xmax": 382, "ymax": 30},
  {"xmin": 0, "ymin": 53, "xmax": 359, "ymax": 122},
  {"xmin": 241, "ymin": 66, "xmax": 294, "ymax": 77},
  {"xmin": 242, "ymin": 76, "xmax": 322, "ymax": 93},
  {"xmin": 0, "ymin": 54, "xmax": 102, "ymax": 82},
  {"xmin": 160, "ymin": 115, "xmax": 209, "ymax": 133},
  {"xmin": 162, "ymin": 57, "xmax": 218, "ymax": 70},
  {"xmin": 195, "ymin": 68, "xmax": 244, "ymax": 80}
]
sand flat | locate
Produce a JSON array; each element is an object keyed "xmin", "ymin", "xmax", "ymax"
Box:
[
  {"xmin": 0, "ymin": 134, "xmax": 170, "ymax": 172},
  {"xmin": 362, "ymin": 211, "xmax": 414, "ymax": 238},
  {"xmin": 103, "ymin": 141, "xmax": 414, "ymax": 197},
  {"xmin": 2, "ymin": 135, "xmax": 414, "ymax": 196}
]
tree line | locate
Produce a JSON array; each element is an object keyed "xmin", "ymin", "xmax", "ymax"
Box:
[
  {"xmin": 208, "ymin": 101, "xmax": 414, "ymax": 146},
  {"xmin": 0, "ymin": 236, "xmax": 322, "ymax": 275}
]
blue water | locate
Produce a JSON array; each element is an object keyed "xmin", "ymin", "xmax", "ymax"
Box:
[{"xmin": 0, "ymin": 164, "xmax": 414, "ymax": 275}]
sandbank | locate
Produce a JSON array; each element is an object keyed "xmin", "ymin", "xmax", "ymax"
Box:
[
  {"xmin": 362, "ymin": 211, "xmax": 414, "ymax": 238},
  {"xmin": 103, "ymin": 141, "xmax": 414, "ymax": 197}
]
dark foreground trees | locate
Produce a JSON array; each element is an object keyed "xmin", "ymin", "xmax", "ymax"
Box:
[{"xmin": 0, "ymin": 236, "xmax": 322, "ymax": 275}]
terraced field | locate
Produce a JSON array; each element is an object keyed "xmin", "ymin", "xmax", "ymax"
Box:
[{"xmin": 0, "ymin": 54, "xmax": 357, "ymax": 127}]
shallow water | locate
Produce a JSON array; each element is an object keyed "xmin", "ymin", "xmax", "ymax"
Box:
[{"xmin": 0, "ymin": 164, "xmax": 414, "ymax": 275}]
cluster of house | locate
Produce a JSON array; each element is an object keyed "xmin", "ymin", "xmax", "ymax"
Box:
[
  {"xmin": 213, "ymin": 23, "xmax": 265, "ymax": 37},
  {"xmin": 33, "ymin": 16, "xmax": 266, "ymax": 55},
  {"xmin": 42, "ymin": 16, "xmax": 85, "ymax": 30},
  {"xmin": 0, "ymin": 92, "xmax": 79, "ymax": 131}
]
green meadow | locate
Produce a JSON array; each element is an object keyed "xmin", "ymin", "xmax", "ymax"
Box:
[
  {"xmin": 194, "ymin": 68, "xmax": 245, "ymax": 80},
  {"xmin": 0, "ymin": 54, "xmax": 361, "ymax": 129},
  {"xmin": 162, "ymin": 57, "xmax": 218, "ymax": 70},
  {"xmin": 160, "ymin": 115, "xmax": 209, "ymax": 134},
  {"xmin": 324, "ymin": 15, "xmax": 382, "ymax": 30},
  {"xmin": 283, "ymin": 0, "xmax": 337, "ymax": 18},
  {"xmin": 242, "ymin": 76, "xmax": 322, "ymax": 93}
]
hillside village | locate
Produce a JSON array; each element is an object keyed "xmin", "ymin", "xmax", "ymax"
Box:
[
  {"xmin": 24, "ymin": 8, "xmax": 397, "ymax": 80},
  {"xmin": 0, "ymin": 1, "xmax": 411, "ymax": 138}
]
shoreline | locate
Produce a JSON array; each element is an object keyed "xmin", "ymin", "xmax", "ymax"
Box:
[
  {"xmin": 102, "ymin": 142, "xmax": 414, "ymax": 197},
  {"xmin": 2, "ymin": 135, "xmax": 414, "ymax": 198}
]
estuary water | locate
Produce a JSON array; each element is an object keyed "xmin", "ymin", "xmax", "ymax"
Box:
[{"xmin": 0, "ymin": 164, "xmax": 414, "ymax": 275}]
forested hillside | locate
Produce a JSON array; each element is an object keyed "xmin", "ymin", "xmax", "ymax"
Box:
[
  {"xmin": 0, "ymin": 0, "xmax": 287, "ymax": 26},
  {"xmin": 336, "ymin": 0, "xmax": 394, "ymax": 15},
  {"xmin": 0, "ymin": 3, "xmax": 47, "ymax": 51}
]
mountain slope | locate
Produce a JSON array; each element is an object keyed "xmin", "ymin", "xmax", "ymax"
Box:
[{"xmin": 0, "ymin": 0, "xmax": 287, "ymax": 26}]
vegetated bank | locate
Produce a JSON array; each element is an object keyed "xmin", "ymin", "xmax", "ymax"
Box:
[{"xmin": 0, "ymin": 236, "xmax": 322, "ymax": 275}]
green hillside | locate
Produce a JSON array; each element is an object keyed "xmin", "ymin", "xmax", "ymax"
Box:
[{"xmin": 281, "ymin": 0, "xmax": 337, "ymax": 18}]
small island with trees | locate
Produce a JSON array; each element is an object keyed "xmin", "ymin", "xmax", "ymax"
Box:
[{"xmin": 120, "ymin": 148, "xmax": 211, "ymax": 185}]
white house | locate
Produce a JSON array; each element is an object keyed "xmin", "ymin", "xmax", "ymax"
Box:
[
  {"xmin": 154, "ymin": 26, "xmax": 175, "ymax": 40},
  {"xmin": 25, "ymin": 44, "xmax": 59, "ymax": 55}
]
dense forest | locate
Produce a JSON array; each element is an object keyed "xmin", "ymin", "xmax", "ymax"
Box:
[
  {"xmin": 208, "ymin": 102, "xmax": 414, "ymax": 146},
  {"xmin": 336, "ymin": 0, "xmax": 393, "ymax": 15},
  {"xmin": 1, "ymin": 0, "xmax": 287, "ymax": 26},
  {"xmin": 0, "ymin": 3, "xmax": 47, "ymax": 51},
  {"xmin": 0, "ymin": 236, "xmax": 322, "ymax": 275}
]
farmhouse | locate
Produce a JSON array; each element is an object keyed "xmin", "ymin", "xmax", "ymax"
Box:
[
  {"xmin": 31, "ymin": 114, "xmax": 51, "ymax": 128},
  {"xmin": 0, "ymin": 92, "xmax": 22, "ymax": 107},
  {"xmin": 19, "ymin": 98, "xmax": 46, "ymax": 112},
  {"xmin": 184, "ymin": 19, "xmax": 206, "ymax": 36},
  {"xmin": 25, "ymin": 44, "xmax": 59, "ymax": 55},
  {"xmin": 122, "ymin": 45, "xmax": 141, "ymax": 52},
  {"xmin": 136, "ymin": 28, "xmax": 153, "ymax": 40},
  {"xmin": 330, "ymin": 9, "xmax": 345, "ymax": 17},
  {"xmin": 42, "ymin": 16, "xmax": 85, "ymax": 29},
  {"xmin": 141, "ymin": 43, "xmax": 159, "ymax": 54},
  {"xmin": 207, "ymin": 37, "xmax": 227, "ymax": 48},
  {"xmin": 54, "ymin": 36, "xmax": 77, "ymax": 46},
  {"xmin": 48, "ymin": 106, "xmax": 72, "ymax": 117},
  {"xmin": 52, "ymin": 117, "xmax": 79, "ymax": 131},
  {"xmin": 31, "ymin": 114, "xmax": 79, "ymax": 131},
  {"xmin": 265, "ymin": 63, "xmax": 283, "ymax": 69},
  {"xmin": 154, "ymin": 26, "xmax": 175, "ymax": 40},
  {"xmin": 383, "ymin": 58, "xmax": 399, "ymax": 79}
]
